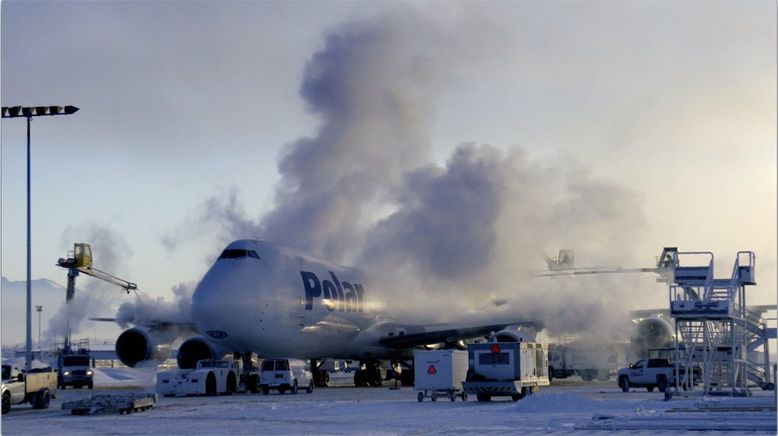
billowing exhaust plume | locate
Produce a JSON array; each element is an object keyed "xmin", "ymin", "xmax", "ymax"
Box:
[{"xmin": 164, "ymin": 10, "xmax": 647, "ymax": 341}]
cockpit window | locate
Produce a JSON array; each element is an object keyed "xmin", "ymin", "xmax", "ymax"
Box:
[{"xmin": 218, "ymin": 249, "xmax": 260, "ymax": 260}]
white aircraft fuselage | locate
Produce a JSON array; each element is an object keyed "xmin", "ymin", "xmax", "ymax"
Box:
[
  {"xmin": 191, "ymin": 239, "xmax": 399, "ymax": 360},
  {"xmin": 115, "ymin": 239, "xmax": 527, "ymax": 370}
]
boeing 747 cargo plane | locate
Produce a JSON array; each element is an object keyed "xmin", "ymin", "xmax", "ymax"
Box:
[{"xmin": 114, "ymin": 239, "xmax": 531, "ymax": 387}]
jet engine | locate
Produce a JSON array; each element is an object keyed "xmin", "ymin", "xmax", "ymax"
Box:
[
  {"xmin": 115, "ymin": 328, "xmax": 172, "ymax": 367},
  {"xmin": 491, "ymin": 326, "xmax": 537, "ymax": 343},
  {"xmin": 631, "ymin": 316, "xmax": 674, "ymax": 357},
  {"xmin": 176, "ymin": 336, "xmax": 226, "ymax": 369}
]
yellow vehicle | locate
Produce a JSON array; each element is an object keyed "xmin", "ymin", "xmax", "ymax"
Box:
[{"xmin": 2, "ymin": 365, "xmax": 58, "ymax": 414}]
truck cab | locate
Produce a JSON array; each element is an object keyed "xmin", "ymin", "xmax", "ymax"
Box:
[
  {"xmin": 259, "ymin": 359, "xmax": 314, "ymax": 395},
  {"xmin": 2, "ymin": 365, "xmax": 26, "ymax": 408},
  {"xmin": 59, "ymin": 353, "xmax": 93, "ymax": 389}
]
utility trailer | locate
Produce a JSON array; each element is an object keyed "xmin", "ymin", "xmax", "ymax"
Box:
[
  {"xmin": 62, "ymin": 393, "xmax": 156, "ymax": 415},
  {"xmin": 414, "ymin": 350, "xmax": 469, "ymax": 402},
  {"xmin": 462, "ymin": 341, "xmax": 549, "ymax": 402}
]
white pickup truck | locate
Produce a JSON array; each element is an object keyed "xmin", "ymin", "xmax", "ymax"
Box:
[
  {"xmin": 2, "ymin": 364, "xmax": 58, "ymax": 414},
  {"xmin": 617, "ymin": 358, "xmax": 699, "ymax": 392}
]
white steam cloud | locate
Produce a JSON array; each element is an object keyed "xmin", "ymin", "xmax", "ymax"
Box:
[
  {"xmin": 43, "ymin": 223, "xmax": 133, "ymax": 346},
  {"xmin": 165, "ymin": 10, "xmax": 647, "ymax": 341},
  {"xmin": 115, "ymin": 281, "xmax": 195, "ymax": 329}
]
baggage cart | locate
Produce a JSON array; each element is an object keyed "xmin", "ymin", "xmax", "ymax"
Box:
[{"xmin": 62, "ymin": 393, "xmax": 156, "ymax": 415}]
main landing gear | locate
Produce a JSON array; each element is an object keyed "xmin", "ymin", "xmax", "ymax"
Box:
[
  {"xmin": 311, "ymin": 359, "xmax": 330, "ymax": 387},
  {"xmin": 236, "ymin": 352, "xmax": 259, "ymax": 393},
  {"xmin": 354, "ymin": 360, "xmax": 384, "ymax": 387}
]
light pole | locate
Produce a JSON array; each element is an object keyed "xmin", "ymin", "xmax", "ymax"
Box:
[
  {"xmin": 2, "ymin": 105, "xmax": 79, "ymax": 371},
  {"xmin": 36, "ymin": 305, "xmax": 43, "ymax": 350}
]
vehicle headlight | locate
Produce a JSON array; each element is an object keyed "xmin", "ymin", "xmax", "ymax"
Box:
[
  {"xmin": 86, "ymin": 370, "xmax": 93, "ymax": 376},
  {"xmin": 63, "ymin": 371, "xmax": 70, "ymax": 376}
]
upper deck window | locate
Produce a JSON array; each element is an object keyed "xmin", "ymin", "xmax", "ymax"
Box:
[{"xmin": 218, "ymin": 249, "xmax": 260, "ymax": 260}]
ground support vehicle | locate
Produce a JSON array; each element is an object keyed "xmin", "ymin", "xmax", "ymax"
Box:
[
  {"xmin": 547, "ymin": 344, "xmax": 621, "ymax": 381},
  {"xmin": 57, "ymin": 341, "xmax": 94, "ymax": 389},
  {"xmin": 617, "ymin": 358, "xmax": 699, "ymax": 393},
  {"xmin": 1, "ymin": 365, "xmax": 58, "ymax": 414},
  {"xmin": 157, "ymin": 359, "xmax": 240, "ymax": 397},
  {"xmin": 462, "ymin": 341, "xmax": 550, "ymax": 402},
  {"xmin": 62, "ymin": 393, "xmax": 156, "ymax": 415},
  {"xmin": 259, "ymin": 358, "xmax": 314, "ymax": 395},
  {"xmin": 414, "ymin": 350, "xmax": 468, "ymax": 402}
]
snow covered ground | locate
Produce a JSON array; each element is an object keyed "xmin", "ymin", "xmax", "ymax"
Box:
[{"xmin": 2, "ymin": 371, "xmax": 775, "ymax": 434}]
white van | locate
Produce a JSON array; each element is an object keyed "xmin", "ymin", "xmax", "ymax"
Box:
[{"xmin": 259, "ymin": 359, "xmax": 314, "ymax": 395}]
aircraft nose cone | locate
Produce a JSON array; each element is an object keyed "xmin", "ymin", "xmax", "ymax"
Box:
[{"xmin": 191, "ymin": 281, "xmax": 226, "ymax": 328}]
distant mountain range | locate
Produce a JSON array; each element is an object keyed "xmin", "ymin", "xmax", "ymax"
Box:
[{"xmin": 1, "ymin": 276, "xmax": 67, "ymax": 346}]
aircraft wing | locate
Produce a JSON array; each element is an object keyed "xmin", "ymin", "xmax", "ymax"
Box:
[
  {"xmin": 377, "ymin": 321, "xmax": 540, "ymax": 350},
  {"xmin": 89, "ymin": 317, "xmax": 197, "ymax": 329}
]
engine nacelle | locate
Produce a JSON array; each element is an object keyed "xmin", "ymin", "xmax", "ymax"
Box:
[
  {"xmin": 115, "ymin": 328, "xmax": 172, "ymax": 367},
  {"xmin": 631, "ymin": 316, "xmax": 674, "ymax": 356},
  {"xmin": 176, "ymin": 336, "xmax": 227, "ymax": 369},
  {"xmin": 491, "ymin": 329, "xmax": 535, "ymax": 343}
]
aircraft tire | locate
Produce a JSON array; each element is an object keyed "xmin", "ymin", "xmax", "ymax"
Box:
[
  {"xmin": 33, "ymin": 390, "xmax": 50, "ymax": 409},
  {"xmin": 205, "ymin": 372, "xmax": 217, "ymax": 396},
  {"xmin": 354, "ymin": 370, "xmax": 365, "ymax": 386},
  {"xmin": 226, "ymin": 372, "xmax": 237, "ymax": 395},
  {"xmin": 249, "ymin": 374, "xmax": 260, "ymax": 393}
]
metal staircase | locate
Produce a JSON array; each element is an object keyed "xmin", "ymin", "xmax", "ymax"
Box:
[{"xmin": 669, "ymin": 251, "xmax": 774, "ymax": 396}]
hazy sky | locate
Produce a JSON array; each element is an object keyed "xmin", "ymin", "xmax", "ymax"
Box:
[{"xmin": 2, "ymin": 1, "xmax": 775, "ymax": 341}]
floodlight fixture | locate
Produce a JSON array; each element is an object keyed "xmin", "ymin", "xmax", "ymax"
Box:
[{"xmin": 2, "ymin": 105, "xmax": 78, "ymax": 118}]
